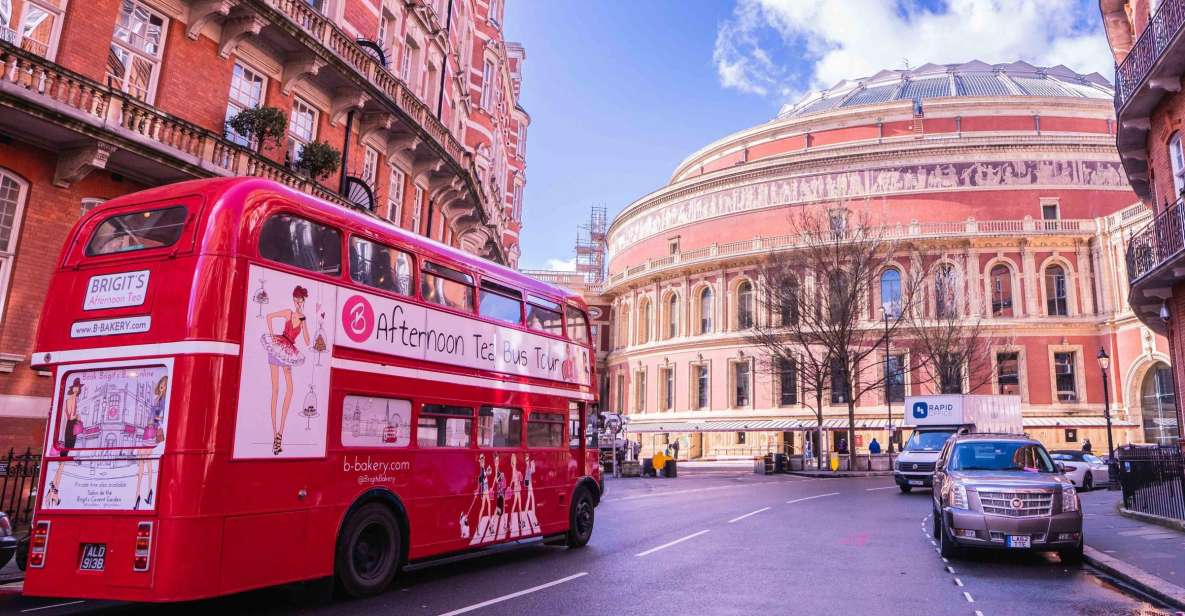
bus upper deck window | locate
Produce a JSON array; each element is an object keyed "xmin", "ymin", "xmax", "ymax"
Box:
[
  {"xmin": 259, "ymin": 214, "xmax": 341, "ymax": 275},
  {"xmin": 479, "ymin": 280, "xmax": 522, "ymax": 324},
  {"xmin": 349, "ymin": 236, "xmax": 412, "ymax": 296},
  {"xmin": 85, "ymin": 206, "xmax": 187, "ymax": 256},
  {"xmin": 421, "ymin": 262, "xmax": 474, "ymax": 311},
  {"xmin": 566, "ymin": 306, "xmax": 589, "ymax": 343},
  {"xmin": 526, "ymin": 295, "xmax": 564, "ymax": 336}
]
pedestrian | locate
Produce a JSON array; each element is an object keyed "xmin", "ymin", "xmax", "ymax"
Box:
[
  {"xmin": 1081, "ymin": 438, "xmax": 1092, "ymax": 453},
  {"xmin": 671, "ymin": 438, "xmax": 681, "ymax": 460},
  {"xmin": 632, "ymin": 439, "xmax": 641, "ymax": 461},
  {"xmin": 869, "ymin": 437, "xmax": 881, "ymax": 455},
  {"xmin": 838, "ymin": 438, "xmax": 848, "ymax": 454},
  {"xmin": 804, "ymin": 438, "xmax": 813, "ymax": 465}
]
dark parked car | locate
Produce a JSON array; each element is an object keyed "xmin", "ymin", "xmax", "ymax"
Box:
[
  {"xmin": 932, "ymin": 433, "xmax": 1083, "ymax": 563},
  {"xmin": 0, "ymin": 512, "xmax": 16, "ymax": 569}
]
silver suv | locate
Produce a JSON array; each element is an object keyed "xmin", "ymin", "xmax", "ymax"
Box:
[{"xmin": 931, "ymin": 433, "xmax": 1083, "ymax": 562}]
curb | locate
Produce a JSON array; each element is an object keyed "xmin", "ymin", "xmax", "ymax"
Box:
[
  {"xmin": 1118, "ymin": 507, "xmax": 1185, "ymax": 533},
  {"xmin": 1083, "ymin": 545, "xmax": 1185, "ymax": 612},
  {"xmin": 786, "ymin": 471, "xmax": 893, "ymax": 478}
]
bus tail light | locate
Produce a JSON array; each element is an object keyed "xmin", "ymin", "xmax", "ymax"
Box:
[
  {"xmin": 29, "ymin": 521, "xmax": 50, "ymax": 568},
  {"xmin": 133, "ymin": 522, "xmax": 153, "ymax": 572}
]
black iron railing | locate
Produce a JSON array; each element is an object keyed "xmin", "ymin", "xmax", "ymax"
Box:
[
  {"xmin": 1126, "ymin": 199, "xmax": 1185, "ymax": 283},
  {"xmin": 1115, "ymin": 0, "xmax": 1185, "ymax": 108},
  {"xmin": 1116, "ymin": 445, "xmax": 1185, "ymax": 521},
  {"xmin": 0, "ymin": 448, "xmax": 40, "ymax": 530}
]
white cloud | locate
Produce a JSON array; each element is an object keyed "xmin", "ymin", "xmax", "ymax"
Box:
[
  {"xmin": 545, "ymin": 258, "xmax": 577, "ymax": 271},
  {"xmin": 714, "ymin": 0, "xmax": 1114, "ymax": 102}
]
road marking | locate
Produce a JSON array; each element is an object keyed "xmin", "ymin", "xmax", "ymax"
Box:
[
  {"xmin": 945, "ymin": 566, "xmax": 955, "ymax": 574},
  {"xmin": 954, "ymin": 578, "xmax": 964, "ymax": 587},
  {"xmin": 786, "ymin": 492, "xmax": 840, "ymax": 504},
  {"xmin": 636, "ymin": 530, "xmax": 710, "ymax": 557},
  {"xmin": 436, "ymin": 572, "xmax": 588, "ymax": 616},
  {"xmin": 865, "ymin": 486, "xmax": 897, "ymax": 491},
  {"xmin": 941, "ymin": 557, "xmax": 949, "ymax": 563},
  {"xmin": 728, "ymin": 507, "xmax": 771, "ymax": 524},
  {"xmin": 20, "ymin": 602, "xmax": 86, "ymax": 613},
  {"xmin": 974, "ymin": 611, "xmax": 984, "ymax": 616},
  {"xmin": 963, "ymin": 591, "xmax": 975, "ymax": 603}
]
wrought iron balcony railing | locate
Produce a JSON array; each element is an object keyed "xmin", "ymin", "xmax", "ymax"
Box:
[
  {"xmin": 1126, "ymin": 198, "xmax": 1185, "ymax": 284},
  {"xmin": 1115, "ymin": 0, "xmax": 1185, "ymax": 108}
]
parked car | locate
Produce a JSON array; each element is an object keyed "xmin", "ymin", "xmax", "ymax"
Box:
[
  {"xmin": 1050, "ymin": 450, "xmax": 1110, "ymax": 490},
  {"xmin": 0, "ymin": 511, "xmax": 16, "ymax": 569},
  {"xmin": 932, "ymin": 433, "xmax": 1083, "ymax": 563}
]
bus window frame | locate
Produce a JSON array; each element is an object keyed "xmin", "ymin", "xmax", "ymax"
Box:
[
  {"xmin": 346, "ymin": 233, "xmax": 418, "ymax": 300},
  {"xmin": 415, "ymin": 402, "xmax": 476, "ymax": 449},
  {"xmin": 477, "ymin": 277, "xmax": 524, "ymax": 326},
  {"xmin": 67, "ymin": 195, "xmax": 203, "ymax": 267},
  {"xmin": 419, "ymin": 260, "xmax": 476, "ymax": 316},
  {"xmin": 477, "ymin": 405, "xmax": 525, "ymax": 450},
  {"xmin": 524, "ymin": 293, "xmax": 568, "ymax": 341},
  {"xmin": 525, "ymin": 408, "xmax": 567, "ymax": 449},
  {"xmin": 256, "ymin": 211, "xmax": 346, "ymax": 279}
]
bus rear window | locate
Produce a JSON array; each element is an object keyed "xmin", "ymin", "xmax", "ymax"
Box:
[{"xmin": 86, "ymin": 206, "xmax": 187, "ymax": 256}]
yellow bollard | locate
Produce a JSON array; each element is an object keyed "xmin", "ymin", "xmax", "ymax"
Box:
[{"xmin": 829, "ymin": 452, "xmax": 839, "ymax": 472}]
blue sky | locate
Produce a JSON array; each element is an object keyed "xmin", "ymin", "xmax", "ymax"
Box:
[{"xmin": 505, "ymin": 0, "xmax": 1113, "ymax": 271}]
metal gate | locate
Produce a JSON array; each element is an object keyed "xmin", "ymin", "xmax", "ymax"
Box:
[{"xmin": 0, "ymin": 448, "xmax": 41, "ymax": 530}]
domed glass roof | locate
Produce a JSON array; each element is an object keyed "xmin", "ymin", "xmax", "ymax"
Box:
[{"xmin": 778, "ymin": 60, "xmax": 1112, "ymax": 119}]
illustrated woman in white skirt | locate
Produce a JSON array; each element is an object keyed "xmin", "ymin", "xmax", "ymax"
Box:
[{"xmin": 262, "ymin": 286, "xmax": 310, "ymax": 455}]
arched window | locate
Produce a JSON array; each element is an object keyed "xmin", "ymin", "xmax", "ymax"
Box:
[
  {"xmin": 880, "ymin": 269, "xmax": 901, "ymax": 317},
  {"xmin": 699, "ymin": 287, "xmax": 713, "ymax": 334},
  {"xmin": 736, "ymin": 280, "xmax": 754, "ymax": 329},
  {"xmin": 827, "ymin": 270, "xmax": 848, "ymax": 324},
  {"xmin": 1045, "ymin": 265, "xmax": 1068, "ymax": 316},
  {"xmin": 1141, "ymin": 363, "xmax": 1179, "ymax": 445},
  {"xmin": 666, "ymin": 293, "xmax": 679, "ymax": 339},
  {"xmin": 990, "ymin": 264, "xmax": 1014, "ymax": 317},
  {"xmin": 637, "ymin": 298, "xmax": 652, "ymax": 343},
  {"xmin": 934, "ymin": 263, "xmax": 958, "ymax": 319},
  {"xmin": 781, "ymin": 278, "xmax": 800, "ymax": 326}
]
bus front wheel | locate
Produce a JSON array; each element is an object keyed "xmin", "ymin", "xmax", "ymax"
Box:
[
  {"xmin": 335, "ymin": 503, "xmax": 402, "ymax": 598},
  {"xmin": 566, "ymin": 487, "xmax": 595, "ymax": 548}
]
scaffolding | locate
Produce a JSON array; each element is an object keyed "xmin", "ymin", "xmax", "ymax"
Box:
[{"xmin": 574, "ymin": 205, "xmax": 607, "ymax": 284}]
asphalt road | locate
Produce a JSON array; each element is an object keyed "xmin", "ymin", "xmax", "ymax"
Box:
[{"xmin": 1, "ymin": 463, "xmax": 1176, "ymax": 616}]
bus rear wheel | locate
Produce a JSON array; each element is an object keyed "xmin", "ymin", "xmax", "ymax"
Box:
[
  {"xmin": 566, "ymin": 487, "xmax": 595, "ymax": 548},
  {"xmin": 335, "ymin": 503, "xmax": 402, "ymax": 598}
]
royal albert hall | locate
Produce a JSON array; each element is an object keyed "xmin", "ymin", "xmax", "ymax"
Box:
[{"xmin": 600, "ymin": 61, "xmax": 1180, "ymax": 460}]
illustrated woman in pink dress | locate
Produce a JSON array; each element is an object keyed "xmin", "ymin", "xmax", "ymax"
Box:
[
  {"xmin": 263, "ymin": 286, "xmax": 310, "ymax": 455},
  {"xmin": 48, "ymin": 378, "xmax": 83, "ymax": 507}
]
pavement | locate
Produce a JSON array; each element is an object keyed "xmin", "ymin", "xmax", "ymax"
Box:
[
  {"xmin": 1080, "ymin": 488, "xmax": 1185, "ymax": 611},
  {"xmin": 0, "ymin": 465, "xmax": 1180, "ymax": 616}
]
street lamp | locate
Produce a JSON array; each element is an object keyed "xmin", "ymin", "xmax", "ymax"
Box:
[
  {"xmin": 882, "ymin": 302, "xmax": 895, "ymax": 454},
  {"xmin": 1097, "ymin": 346, "xmax": 1116, "ymax": 480}
]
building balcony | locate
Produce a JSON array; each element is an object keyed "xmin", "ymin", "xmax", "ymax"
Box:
[
  {"xmin": 1126, "ymin": 198, "xmax": 1185, "ymax": 334},
  {"xmin": 605, "ymin": 217, "xmax": 1098, "ymax": 291},
  {"xmin": 184, "ymin": 0, "xmax": 505, "ymax": 260},
  {"xmin": 1112, "ymin": 0, "xmax": 1185, "ymax": 200},
  {"xmin": 0, "ymin": 43, "xmax": 351, "ymax": 203}
]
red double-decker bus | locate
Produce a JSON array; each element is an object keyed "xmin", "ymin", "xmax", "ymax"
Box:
[{"xmin": 22, "ymin": 178, "xmax": 601, "ymax": 602}]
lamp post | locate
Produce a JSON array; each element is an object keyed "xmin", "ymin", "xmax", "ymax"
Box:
[
  {"xmin": 882, "ymin": 302, "xmax": 895, "ymax": 454},
  {"xmin": 1097, "ymin": 346, "xmax": 1117, "ymax": 486}
]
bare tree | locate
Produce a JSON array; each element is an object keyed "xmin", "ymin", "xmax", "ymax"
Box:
[
  {"xmin": 751, "ymin": 205, "xmax": 923, "ymax": 459},
  {"xmin": 906, "ymin": 261, "xmax": 1005, "ymax": 395}
]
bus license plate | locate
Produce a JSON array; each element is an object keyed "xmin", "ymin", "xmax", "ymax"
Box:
[
  {"xmin": 79, "ymin": 543, "xmax": 106, "ymax": 571},
  {"xmin": 1006, "ymin": 535, "xmax": 1031, "ymax": 549}
]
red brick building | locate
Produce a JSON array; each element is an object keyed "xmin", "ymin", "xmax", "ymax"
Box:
[
  {"xmin": 1102, "ymin": 0, "xmax": 1185, "ymax": 452},
  {"xmin": 0, "ymin": 0, "xmax": 528, "ymax": 452},
  {"xmin": 573, "ymin": 61, "xmax": 1174, "ymax": 459}
]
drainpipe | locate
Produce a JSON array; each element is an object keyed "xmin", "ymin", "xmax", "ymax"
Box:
[
  {"xmin": 339, "ymin": 110, "xmax": 355, "ymax": 195},
  {"xmin": 436, "ymin": 0, "xmax": 455, "ymax": 120}
]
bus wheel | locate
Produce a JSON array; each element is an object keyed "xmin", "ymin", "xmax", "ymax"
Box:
[
  {"xmin": 335, "ymin": 503, "xmax": 401, "ymax": 598},
  {"xmin": 566, "ymin": 488, "xmax": 595, "ymax": 548}
]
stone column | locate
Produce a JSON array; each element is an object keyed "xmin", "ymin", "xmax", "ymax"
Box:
[
  {"xmin": 965, "ymin": 245, "xmax": 982, "ymax": 317},
  {"xmin": 1077, "ymin": 240, "xmax": 1096, "ymax": 315},
  {"xmin": 1020, "ymin": 241, "xmax": 1038, "ymax": 317}
]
